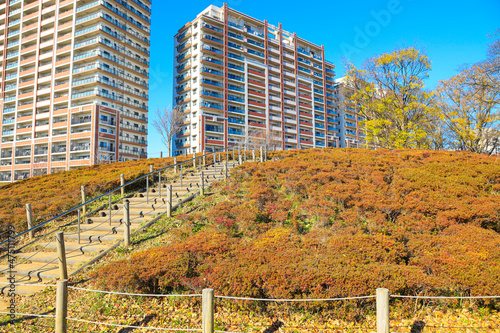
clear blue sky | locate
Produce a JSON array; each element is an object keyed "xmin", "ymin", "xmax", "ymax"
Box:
[{"xmin": 146, "ymin": 0, "xmax": 500, "ymax": 156}]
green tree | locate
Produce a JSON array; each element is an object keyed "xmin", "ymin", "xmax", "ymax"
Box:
[{"xmin": 345, "ymin": 47, "xmax": 439, "ymax": 149}]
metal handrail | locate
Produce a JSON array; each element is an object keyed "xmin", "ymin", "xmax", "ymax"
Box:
[{"xmin": 0, "ymin": 145, "xmax": 240, "ymax": 248}]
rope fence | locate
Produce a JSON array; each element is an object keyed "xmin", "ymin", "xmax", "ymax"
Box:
[
  {"xmin": 214, "ymin": 295, "xmax": 376, "ymax": 302},
  {"xmin": 2, "ymin": 282, "xmax": 498, "ymax": 333}
]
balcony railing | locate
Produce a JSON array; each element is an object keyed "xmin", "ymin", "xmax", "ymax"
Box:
[{"xmin": 202, "ymin": 23, "xmax": 223, "ymax": 34}]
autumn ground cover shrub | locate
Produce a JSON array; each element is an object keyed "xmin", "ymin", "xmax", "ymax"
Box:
[
  {"xmin": 0, "ymin": 156, "xmax": 189, "ymax": 237},
  {"xmin": 93, "ymin": 149, "xmax": 500, "ymax": 312}
]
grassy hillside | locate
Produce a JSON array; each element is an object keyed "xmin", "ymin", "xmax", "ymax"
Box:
[
  {"xmin": 3, "ymin": 148, "xmax": 500, "ymax": 331},
  {"xmin": 0, "ymin": 156, "xmax": 189, "ymax": 236},
  {"xmin": 93, "ymin": 148, "xmax": 500, "ymax": 300}
]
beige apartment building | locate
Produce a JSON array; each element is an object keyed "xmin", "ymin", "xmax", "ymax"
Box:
[
  {"xmin": 172, "ymin": 4, "xmax": 367, "ymax": 155},
  {"xmin": 0, "ymin": 0, "xmax": 151, "ymax": 183}
]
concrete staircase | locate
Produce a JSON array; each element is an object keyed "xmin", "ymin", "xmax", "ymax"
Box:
[{"xmin": 0, "ymin": 160, "xmax": 236, "ymax": 297}]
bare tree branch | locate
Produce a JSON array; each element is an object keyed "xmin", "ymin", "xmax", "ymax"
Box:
[{"xmin": 151, "ymin": 106, "xmax": 184, "ymax": 157}]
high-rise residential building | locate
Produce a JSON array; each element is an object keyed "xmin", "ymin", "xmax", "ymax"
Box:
[
  {"xmin": 0, "ymin": 0, "xmax": 151, "ymax": 183},
  {"xmin": 335, "ymin": 76, "xmax": 364, "ymax": 148},
  {"xmin": 172, "ymin": 4, "xmax": 364, "ymax": 155}
]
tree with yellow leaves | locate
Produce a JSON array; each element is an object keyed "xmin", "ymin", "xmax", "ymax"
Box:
[
  {"xmin": 345, "ymin": 47, "xmax": 439, "ymax": 149},
  {"xmin": 436, "ymin": 66, "xmax": 500, "ymax": 154},
  {"xmin": 436, "ymin": 32, "xmax": 500, "ymax": 154}
]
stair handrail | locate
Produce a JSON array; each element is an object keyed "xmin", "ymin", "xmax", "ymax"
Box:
[{"xmin": 0, "ymin": 145, "xmax": 245, "ymax": 249}]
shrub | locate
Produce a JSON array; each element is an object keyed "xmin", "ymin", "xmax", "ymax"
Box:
[{"xmin": 92, "ymin": 149, "xmax": 500, "ymax": 302}]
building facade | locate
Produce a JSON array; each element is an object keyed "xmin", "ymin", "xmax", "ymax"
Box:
[
  {"xmin": 173, "ymin": 4, "xmax": 357, "ymax": 156},
  {"xmin": 0, "ymin": 0, "xmax": 151, "ymax": 183},
  {"xmin": 335, "ymin": 76, "xmax": 364, "ymax": 148}
]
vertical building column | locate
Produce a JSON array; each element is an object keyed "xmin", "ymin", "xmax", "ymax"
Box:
[
  {"xmin": 67, "ymin": 1, "xmax": 79, "ymax": 171},
  {"xmin": 116, "ymin": 112, "xmax": 121, "ymax": 161},
  {"xmin": 263, "ymin": 20, "xmax": 271, "ymax": 149},
  {"xmin": 321, "ymin": 45, "xmax": 328, "ymax": 147},
  {"xmin": 0, "ymin": 2, "xmax": 10, "ymax": 98},
  {"xmin": 201, "ymin": 114, "xmax": 205, "ymax": 152},
  {"xmin": 264, "ymin": 20, "xmax": 270, "ymax": 129},
  {"xmin": 29, "ymin": 0, "xmax": 44, "ymax": 180},
  {"xmin": 3, "ymin": 3, "xmax": 13, "ymax": 181},
  {"xmin": 47, "ymin": 0, "xmax": 62, "ymax": 175},
  {"xmin": 293, "ymin": 33, "xmax": 300, "ymax": 150},
  {"xmin": 278, "ymin": 23, "xmax": 286, "ymax": 149},
  {"xmin": 92, "ymin": 105, "xmax": 100, "ymax": 165},
  {"xmin": 222, "ymin": 3, "xmax": 229, "ymax": 148}
]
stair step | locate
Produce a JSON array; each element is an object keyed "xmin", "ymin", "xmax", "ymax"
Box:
[
  {"xmin": 84, "ymin": 216, "xmax": 151, "ymax": 224},
  {"xmin": 129, "ymin": 196, "xmax": 192, "ymax": 203},
  {"xmin": 45, "ymin": 241, "xmax": 110, "ymax": 254},
  {"xmin": 79, "ymin": 223, "xmax": 142, "ymax": 232},
  {"xmin": 0, "ymin": 263, "xmax": 60, "ymax": 280},
  {"xmin": 64, "ymin": 230, "xmax": 123, "ymax": 244},
  {"xmin": 17, "ymin": 251, "xmax": 94, "ymax": 266},
  {"xmin": 0, "ymin": 276, "xmax": 52, "ymax": 297}
]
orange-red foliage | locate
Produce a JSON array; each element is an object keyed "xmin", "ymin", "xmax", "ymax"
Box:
[{"xmin": 93, "ymin": 149, "xmax": 500, "ymax": 299}]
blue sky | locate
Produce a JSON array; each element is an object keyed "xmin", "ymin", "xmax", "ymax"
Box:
[{"xmin": 146, "ymin": 0, "xmax": 500, "ymax": 156}]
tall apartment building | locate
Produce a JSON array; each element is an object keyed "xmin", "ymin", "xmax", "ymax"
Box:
[
  {"xmin": 172, "ymin": 4, "xmax": 364, "ymax": 155},
  {"xmin": 0, "ymin": 0, "xmax": 151, "ymax": 183},
  {"xmin": 335, "ymin": 76, "xmax": 364, "ymax": 148}
]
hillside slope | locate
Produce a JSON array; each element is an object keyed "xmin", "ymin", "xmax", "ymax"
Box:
[{"xmin": 93, "ymin": 148, "xmax": 500, "ymax": 299}]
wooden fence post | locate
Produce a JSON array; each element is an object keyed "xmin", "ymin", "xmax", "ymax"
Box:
[
  {"xmin": 77, "ymin": 208, "xmax": 81, "ymax": 244},
  {"xmin": 56, "ymin": 231, "xmax": 68, "ymax": 280},
  {"xmin": 202, "ymin": 288, "xmax": 214, "ymax": 333},
  {"xmin": 174, "ymin": 157, "xmax": 178, "ymax": 173},
  {"xmin": 180, "ymin": 164, "xmax": 183, "ymax": 187},
  {"xmin": 260, "ymin": 147, "xmax": 263, "ymax": 162},
  {"xmin": 167, "ymin": 185, "xmax": 173, "ymax": 217},
  {"xmin": 159, "ymin": 171, "xmax": 162, "ymax": 198},
  {"xmin": 376, "ymin": 288, "xmax": 390, "ymax": 333},
  {"xmin": 200, "ymin": 171, "xmax": 205, "ymax": 196},
  {"xmin": 25, "ymin": 203, "xmax": 34, "ymax": 239},
  {"xmin": 252, "ymin": 149, "xmax": 255, "ymax": 162},
  {"xmin": 123, "ymin": 200, "xmax": 130, "ymax": 246},
  {"xmin": 120, "ymin": 174, "xmax": 125, "ymax": 196},
  {"xmin": 81, "ymin": 186, "xmax": 86, "ymax": 218},
  {"xmin": 193, "ymin": 153, "xmax": 196, "ymax": 168},
  {"xmin": 55, "ymin": 279, "xmax": 68, "ymax": 333}
]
